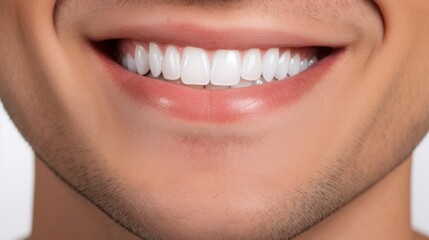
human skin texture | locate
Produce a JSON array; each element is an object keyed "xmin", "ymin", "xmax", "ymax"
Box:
[{"xmin": 0, "ymin": 0, "xmax": 428, "ymax": 239}]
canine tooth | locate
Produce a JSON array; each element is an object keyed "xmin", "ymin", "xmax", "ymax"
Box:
[
  {"xmin": 135, "ymin": 45, "xmax": 150, "ymax": 75},
  {"xmin": 162, "ymin": 45, "xmax": 181, "ymax": 80},
  {"xmin": 149, "ymin": 43, "xmax": 163, "ymax": 78},
  {"xmin": 300, "ymin": 59, "xmax": 309, "ymax": 72},
  {"xmin": 308, "ymin": 56, "xmax": 318, "ymax": 67},
  {"xmin": 211, "ymin": 50, "xmax": 241, "ymax": 86},
  {"xmin": 275, "ymin": 51, "xmax": 291, "ymax": 80},
  {"xmin": 241, "ymin": 49, "xmax": 262, "ymax": 81},
  {"xmin": 126, "ymin": 53, "xmax": 138, "ymax": 73},
  {"xmin": 181, "ymin": 47, "xmax": 211, "ymax": 85},
  {"xmin": 288, "ymin": 54, "xmax": 301, "ymax": 77},
  {"xmin": 262, "ymin": 48, "xmax": 279, "ymax": 82}
]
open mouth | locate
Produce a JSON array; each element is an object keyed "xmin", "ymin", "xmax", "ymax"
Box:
[{"xmin": 92, "ymin": 24, "xmax": 342, "ymax": 123}]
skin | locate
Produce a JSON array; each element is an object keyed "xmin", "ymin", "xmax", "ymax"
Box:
[{"xmin": 0, "ymin": 0, "xmax": 428, "ymax": 239}]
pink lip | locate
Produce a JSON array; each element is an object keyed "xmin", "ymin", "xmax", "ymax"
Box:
[
  {"xmin": 88, "ymin": 23, "xmax": 346, "ymax": 50},
  {"xmin": 95, "ymin": 47, "xmax": 339, "ymax": 123}
]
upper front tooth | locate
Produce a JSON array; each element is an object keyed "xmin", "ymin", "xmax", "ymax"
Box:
[
  {"xmin": 211, "ymin": 50, "xmax": 241, "ymax": 86},
  {"xmin": 241, "ymin": 49, "xmax": 262, "ymax": 81},
  {"xmin": 262, "ymin": 48, "xmax": 280, "ymax": 82},
  {"xmin": 127, "ymin": 42, "xmax": 315, "ymax": 87},
  {"xmin": 275, "ymin": 50, "xmax": 291, "ymax": 80},
  {"xmin": 149, "ymin": 43, "xmax": 163, "ymax": 78},
  {"xmin": 135, "ymin": 45, "xmax": 150, "ymax": 75},
  {"xmin": 181, "ymin": 47, "xmax": 211, "ymax": 85},
  {"xmin": 288, "ymin": 54, "xmax": 301, "ymax": 77},
  {"xmin": 162, "ymin": 45, "xmax": 181, "ymax": 80}
]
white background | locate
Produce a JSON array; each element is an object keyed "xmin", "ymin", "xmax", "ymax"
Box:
[{"xmin": 0, "ymin": 101, "xmax": 428, "ymax": 239}]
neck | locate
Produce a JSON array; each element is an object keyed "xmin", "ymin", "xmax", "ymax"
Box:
[{"xmin": 29, "ymin": 157, "xmax": 423, "ymax": 240}]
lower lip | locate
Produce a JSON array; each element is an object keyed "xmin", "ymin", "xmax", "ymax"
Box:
[{"xmin": 96, "ymin": 48, "xmax": 339, "ymax": 123}]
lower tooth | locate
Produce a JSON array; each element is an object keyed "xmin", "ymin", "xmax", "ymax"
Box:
[{"xmin": 254, "ymin": 79, "xmax": 266, "ymax": 85}]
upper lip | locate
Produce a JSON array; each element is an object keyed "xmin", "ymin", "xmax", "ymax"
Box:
[
  {"xmin": 89, "ymin": 23, "xmax": 342, "ymax": 50},
  {"xmin": 81, "ymin": 9, "xmax": 354, "ymax": 50}
]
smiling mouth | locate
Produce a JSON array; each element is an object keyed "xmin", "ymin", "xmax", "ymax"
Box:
[
  {"xmin": 117, "ymin": 40, "xmax": 324, "ymax": 90},
  {"xmin": 92, "ymin": 23, "xmax": 342, "ymax": 123}
]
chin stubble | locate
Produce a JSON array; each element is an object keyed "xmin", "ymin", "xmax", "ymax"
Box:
[{"xmin": 35, "ymin": 141, "xmax": 374, "ymax": 240}]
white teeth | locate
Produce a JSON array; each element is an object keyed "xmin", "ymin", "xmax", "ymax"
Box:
[
  {"xmin": 122, "ymin": 55, "xmax": 128, "ymax": 68},
  {"xmin": 135, "ymin": 45, "xmax": 150, "ymax": 75},
  {"xmin": 262, "ymin": 48, "xmax": 280, "ymax": 82},
  {"xmin": 275, "ymin": 50, "xmax": 291, "ymax": 80},
  {"xmin": 149, "ymin": 43, "xmax": 163, "ymax": 78},
  {"xmin": 162, "ymin": 45, "xmax": 181, "ymax": 80},
  {"xmin": 300, "ymin": 59, "xmax": 309, "ymax": 72},
  {"xmin": 255, "ymin": 79, "xmax": 266, "ymax": 85},
  {"xmin": 126, "ymin": 53, "xmax": 138, "ymax": 73},
  {"xmin": 211, "ymin": 50, "xmax": 241, "ymax": 86},
  {"xmin": 241, "ymin": 49, "xmax": 262, "ymax": 81},
  {"xmin": 308, "ymin": 56, "xmax": 318, "ymax": 67},
  {"xmin": 181, "ymin": 47, "xmax": 211, "ymax": 85},
  {"xmin": 125, "ymin": 43, "xmax": 320, "ymax": 89},
  {"xmin": 288, "ymin": 54, "xmax": 301, "ymax": 77}
]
